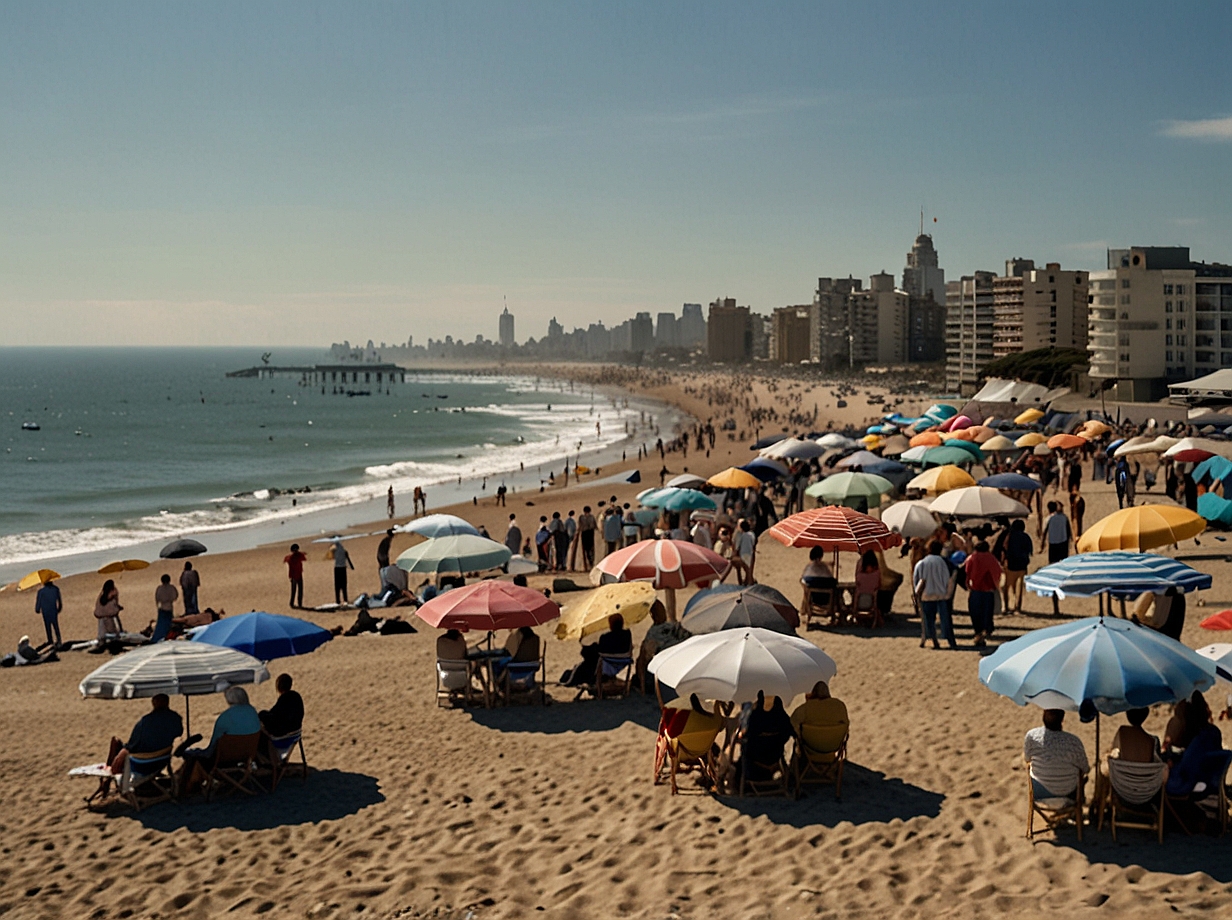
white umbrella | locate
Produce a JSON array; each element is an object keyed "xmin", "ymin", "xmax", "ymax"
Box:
[
  {"xmin": 1164, "ymin": 437, "xmax": 1232, "ymax": 460},
  {"xmin": 929, "ymin": 486, "xmax": 1029, "ymax": 518},
  {"xmin": 761, "ymin": 437, "xmax": 827, "ymax": 461},
  {"xmin": 816, "ymin": 433, "xmax": 858, "ymax": 449},
  {"xmin": 881, "ymin": 500, "xmax": 939, "ymax": 538},
  {"xmin": 899, "ymin": 445, "xmax": 929, "ymax": 464},
  {"xmin": 395, "ymin": 534, "xmax": 512, "ymax": 574},
  {"xmin": 395, "ymin": 513, "xmax": 480, "ymax": 538},
  {"xmin": 647, "ymin": 627, "xmax": 836, "ymax": 704},
  {"xmin": 1195, "ymin": 644, "xmax": 1232, "ymax": 685},
  {"xmin": 666, "ymin": 473, "xmax": 707, "ymax": 489}
]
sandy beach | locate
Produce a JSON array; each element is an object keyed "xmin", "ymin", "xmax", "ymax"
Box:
[{"xmin": 1, "ymin": 367, "xmax": 1229, "ymax": 920}]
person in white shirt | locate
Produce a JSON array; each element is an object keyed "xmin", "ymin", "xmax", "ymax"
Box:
[
  {"xmin": 1023, "ymin": 709, "xmax": 1089, "ymax": 798},
  {"xmin": 912, "ymin": 540, "xmax": 956, "ymax": 650},
  {"xmin": 689, "ymin": 515, "xmax": 713, "ymax": 550}
]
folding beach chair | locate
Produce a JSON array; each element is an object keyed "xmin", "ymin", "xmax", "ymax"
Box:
[
  {"xmin": 501, "ymin": 648, "xmax": 547, "ymax": 706},
  {"xmin": 736, "ymin": 730, "xmax": 793, "ymax": 798},
  {"xmin": 436, "ymin": 658, "xmax": 477, "ymax": 707},
  {"xmin": 802, "ymin": 577, "xmax": 838, "ymax": 628},
  {"xmin": 792, "ymin": 721, "xmax": 849, "ymax": 800},
  {"xmin": 653, "ymin": 703, "xmax": 724, "ymax": 795},
  {"xmin": 1026, "ymin": 763, "xmax": 1086, "ymax": 842},
  {"xmin": 260, "ymin": 728, "xmax": 309, "ymax": 791},
  {"xmin": 201, "ymin": 733, "xmax": 264, "ymax": 802},
  {"xmin": 1165, "ymin": 750, "xmax": 1232, "ymax": 837},
  {"xmin": 1099, "ymin": 757, "xmax": 1166, "ymax": 843},
  {"xmin": 851, "ymin": 591, "xmax": 878, "ymax": 628},
  {"xmin": 595, "ymin": 651, "xmax": 634, "ymax": 700}
]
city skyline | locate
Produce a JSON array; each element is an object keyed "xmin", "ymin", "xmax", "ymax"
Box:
[{"xmin": 2, "ymin": 1, "xmax": 1229, "ymax": 346}]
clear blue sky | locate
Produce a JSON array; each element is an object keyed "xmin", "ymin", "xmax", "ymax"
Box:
[{"xmin": 2, "ymin": 1, "xmax": 1229, "ymax": 346}]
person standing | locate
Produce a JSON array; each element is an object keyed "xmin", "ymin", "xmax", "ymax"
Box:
[
  {"xmin": 34, "ymin": 578, "xmax": 62, "ymax": 648},
  {"xmin": 913, "ymin": 540, "xmax": 956, "ymax": 650},
  {"xmin": 179, "ymin": 561, "xmax": 201, "ymax": 616},
  {"xmin": 577, "ymin": 505, "xmax": 597, "ymax": 570},
  {"xmin": 386, "ymin": 485, "xmax": 396, "ymax": 519},
  {"xmin": 734, "ymin": 519, "xmax": 758, "ymax": 585},
  {"xmin": 94, "ymin": 580, "xmax": 123, "ymax": 640},
  {"xmin": 331, "ymin": 539, "xmax": 354, "ymax": 604},
  {"xmin": 505, "ymin": 514, "xmax": 523, "ymax": 558},
  {"xmin": 376, "ymin": 529, "xmax": 395, "ymax": 571},
  {"xmin": 152, "ymin": 574, "xmax": 178, "ymax": 643},
  {"xmin": 565, "ymin": 510, "xmax": 579, "ymax": 571},
  {"xmin": 1041, "ymin": 502, "xmax": 1072, "ymax": 615},
  {"xmin": 690, "ymin": 514, "xmax": 713, "ymax": 550},
  {"xmin": 549, "ymin": 512, "xmax": 568, "ymax": 572},
  {"xmin": 622, "ymin": 505, "xmax": 640, "ymax": 548},
  {"xmin": 1002, "ymin": 519, "xmax": 1034, "ymax": 614},
  {"xmin": 284, "ymin": 543, "xmax": 307, "ymax": 608},
  {"xmin": 603, "ymin": 506, "xmax": 622, "ymax": 557},
  {"xmin": 963, "ymin": 541, "xmax": 1002, "ymax": 647}
]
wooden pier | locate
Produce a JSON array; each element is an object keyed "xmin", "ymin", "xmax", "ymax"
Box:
[{"xmin": 227, "ymin": 363, "xmax": 407, "ymax": 385}]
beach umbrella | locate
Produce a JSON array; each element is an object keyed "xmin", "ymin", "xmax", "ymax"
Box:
[
  {"xmin": 805, "ymin": 472, "xmax": 894, "ymax": 504},
  {"xmin": 835, "ymin": 450, "xmax": 884, "ymax": 469},
  {"xmin": 192, "ymin": 611, "xmax": 333, "ymax": 660},
  {"xmin": 907, "ymin": 465, "xmax": 976, "ymax": 494},
  {"xmin": 861, "ymin": 458, "xmax": 906, "ymax": 477},
  {"xmin": 881, "ymin": 500, "xmax": 939, "ymax": 539},
  {"xmin": 926, "ymin": 404, "xmax": 958, "ymax": 421},
  {"xmin": 1195, "ymin": 644, "xmax": 1232, "ymax": 684},
  {"xmin": 707, "ymin": 467, "xmax": 762, "ymax": 490},
  {"xmin": 159, "ymin": 538, "xmax": 207, "ymax": 559},
  {"xmin": 978, "ymin": 472, "xmax": 1042, "ymax": 492},
  {"xmin": 980, "ymin": 435, "xmax": 1018, "ymax": 452},
  {"xmin": 415, "ymin": 581, "xmax": 560, "ymax": 632},
  {"xmin": 1197, "ymin": 492, "xmax": 1232, "ymax": 526},
  {"xmin": 591, "ymin": 538, "xmax": 730, "ymax": 619},
  {"xmin": 97, "ymin": 559, "xmax": 149, "ymax": 575},
  {"xmin": 767, "ymin": 506, "xmax": 902, "ymax": 553},
  {"xmin": 978, "ymin": 616, "xmax": 1217, "ymax": 717},
  {"xmin": 396, "ymin": 513, "xmax": 480, "ymax": 538},
  {"xmin": 1076, "ymin": 504, "xmax": 1206, "ymax": 553},
  {"xmin": 506, "ymin": 555, "xmax": 539, "ymax": 577},
  {"xmin": 631, "ymin": 508, "xmax": 661, "ymax": 527},
  {"xmin": 943, "ymin": 427, "xmax": 979, "ymax": 442},
  {"xmin": 666, "ymin": 473, "xmax": 707, "ymax": 489},
  {"xmin": 1024, "ymin": 551, "xmax": 1212, "ymax": 600},
  {"xmin": 898, "ymin": 445, "xmax": 929, "ymax": 464},
  {"xmin": 1165, "ymin": 438, "xmax": 1229, "ymax": 462},
  {"xmin": 909, "ymin": 431, "xmax": 944, "ymax": 448},
  {"xmin": 751, "ymin": 433, "xmax": 788, "ymax": 450},
  {"xmin": 1112, "ymin": 436, "xmax": 1155, "ymax": 457},
  {"xmin": 649, "ymin": 488, "xmax": 719, "ymax": 513},
  {"xmin": 945, "ymin": 415, "xmax": 973, "ymax": 431},
  {"xmin": 16, "ymin": 569, "xmax": 60, "ymax": 592},
  {"xmin": 1201, "ymin": 610, "xmax": 1232, "ymax": 631},
  {"xmin": 1014, "ymin": 433, "xmax": 1046, "ymax": 448},
  {"xmin": 921, "ymin": 445, "xmax": 982, "ymax": 468},
  {"xmin": 815, "ymin": 433, "xmax": 857, "ymax": 449},
  {"xmin": 1032, "ymin": 444, "xmax": 1053, "ymax": 456},
  {"xmin": 682, "ymin": 583, "xmax": 796, "ymax": 619},
  {"xmin": 395, "ymin": 534, "xmax": 512, "ymax": 574},
  {"xmin": 880, "ymin": 434, "xmax": 911, "ymax": 456},
  {"xmin": 862, "ymin": 434, "xmax": 884, "ymax": 449},
  {"xmin": 555, "ymin": 582, "xmax": 657, "ymax": 640},
  {"xmin": 680, "ymin": 588, "xmax": 797, "ymax": 636},
  {"xmin": 1047, "ymin": 433, "xmax": 1087, "ymax": 451},
  {"xmin": 1078, "ymin": 420, "xmax": 1111, "ymax": 438},
  {"xmin": 1014, "ymin": 407, "xmax": 1045, "ymax": 425},
  {"xmin": 1105, "ymin": 438, "xmax": 1127, "ymax": 455},
  {"xmin": 1194, "ymin": 455, "xmax": 1232, "ymax": 484},
  {"xmin": 761, "ymin": 437, "xmax": 826, "ymax": 461},
  {"xmin": 742, "ymin": 457, "xmax": 790, "ymax": 482},
  {"xmin": 648, "ymin": 627, "xmax": 836, "ymax": 705},
  {"xmin": 969, "ymin": 425, "xmax": 998, "ymax": 443},
  {"xmin": 929, "ymin": 486, "xmax": 1029, "ymax": 519}
]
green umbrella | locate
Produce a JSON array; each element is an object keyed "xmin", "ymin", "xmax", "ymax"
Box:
[
  {"xmin": 921, "ymin": 444, "xmax": 982, "ymax": 467},
  {"xmin": 806, "ymin": 471, "xmax": 894, "ymax": 504},
  {"xmin": 395, "ymin": 535, "xmax": 512, "ymax": 574}
]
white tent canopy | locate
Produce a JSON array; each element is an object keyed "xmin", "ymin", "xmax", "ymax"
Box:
[{"xmin": 1169, "ymin": 369, "xmax": 1232, "ymax": 406}]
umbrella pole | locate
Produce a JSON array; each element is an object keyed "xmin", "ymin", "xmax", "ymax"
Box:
[
  {"xmin": 1118, "ymin": 596, "xmax": 1127, "ymax": 619},
  {"xmin": 185, "ymin": 695, "xmax": 191, "ymax": 736},
  {"xmin": 664, "ymin": 587, "xmax": 677, "ymax": 622}
]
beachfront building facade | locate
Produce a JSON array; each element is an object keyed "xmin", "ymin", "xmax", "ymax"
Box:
[
  {"xmin": 708, "ymin": 298, "xmax": 752, "ymax": 362},
  {"xmin": 809, "ymin": 273, "xmax": 912, "ymax": 369},
  {"xmin": 1088, "ymin": 246, "xmax": 1232, "ymax": 402},
  {"xmin": 498, "ymin": 307, "xmax": 515, "ymax": 347},
  {"xmin": 679, "ymin": 303, "xmax": 706, "ymax": 349},
  {"xmin": 655, "ymin": 312, "xmax": 679, "ymax": 349},
  {"xmin": 631, "ymin": 312, "xmax": 655, "ymax": 353},
  {"xmin": 771, "ymin": 305, "xmax": 812, "ymax": 364},
  {"xmin": 944, "ymin": 271, "xmax": 996, "ymax": 393},
  {"xmin": 991, "ymin": 260, "xmax": 1090, "ymax": 359}
]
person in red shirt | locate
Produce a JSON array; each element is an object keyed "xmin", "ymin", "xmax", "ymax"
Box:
[
  {"xmin": 963, "ymin": 540, "xmax": 1002, "ymax": 647},
  {"xmin": 284, "ymin": 543, "xmax": 307, "ymax": 609}
]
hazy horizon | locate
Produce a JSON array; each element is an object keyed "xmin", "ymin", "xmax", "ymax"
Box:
[{"xmin": 2, "ymin": 1, "xmax": 1229, "ymax": 347}]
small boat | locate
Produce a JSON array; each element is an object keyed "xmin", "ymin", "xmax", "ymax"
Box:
[{"xmin": 21, "ymin": 422, "xmax": 40, "ymax": 431}]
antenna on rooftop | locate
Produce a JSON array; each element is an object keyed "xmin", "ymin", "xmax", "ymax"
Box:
[{"xmin": 919, "ymin": 206, "xmax": 924, "ymax": 237}]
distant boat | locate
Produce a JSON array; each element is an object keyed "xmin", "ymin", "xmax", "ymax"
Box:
[
  {"xmin": 21, "ymin": 422, "xmax": 40, "ymax": 431},
  {"xmin": 436, "ymin": 394, "xmax": 448, "ymax": 399}
]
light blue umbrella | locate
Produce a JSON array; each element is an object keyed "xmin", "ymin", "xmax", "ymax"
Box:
[
  {"xmin": 653, "ymin": 487, "xmax": 718, "ymax": 513},
  {"xmin": 395, "ymin": 534, "xmax": 512, "ymax": 574},
  {"xmin": 396, "ymin": 513, "xmax": 480, "ymax": 538},
  {"xmin": 1024, "ymin": 551, "xmax": 1212, "ymax": 600},
  {"xmin": 979, "ymin": 616, "xmax": 1217, "ymax": 716},
  {"xmin": 1194, "ymin": 455, "xmax": 1232, "ymax": 485}
]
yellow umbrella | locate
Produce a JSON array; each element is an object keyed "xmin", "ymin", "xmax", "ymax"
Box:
[
  {"xmin": 1015, "ymin": 407, "xmax": 1045, "ymax": 425},
  {"xmin": 907, "ymin": 465, "xmax": 977, "ymax": 494},
  {"xmin": 1015, "ymin": 432, "xmax": 1047, "ymax": 448},
  {"xmin": 554, "ymin": 582, "xmax": 657, "ymax": 641},
  {"xmin": 707, "ymin": 467, "xmax": 762, "ymax": 490},
  {"xmin": 97, "ymin": 559, "xmax": 151, "ymax": 575},
  {"xmin": 1077, "ymin": 504, "xmax": 1207, "ymax": 553},
  {"xmin": 17, "ymin": 569, "xmax": 60, "ymax": 592},
  {"xmin": 862, "ymin": 434, "xmax": 884, "ymax": 449}
]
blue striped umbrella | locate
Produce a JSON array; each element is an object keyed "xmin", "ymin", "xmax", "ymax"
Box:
[
  {"xmin": 979, "ymin": 616, "xmax": 1217, "ymax": 715},
  {"xmin": 1024, "ymin": 551, "xmax": 1212, "ymax": 600}
]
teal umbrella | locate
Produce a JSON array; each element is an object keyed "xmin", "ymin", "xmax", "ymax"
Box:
[
  {"xmin": 805, "ymin": 472, "xmax": 894, "ymax": 505},
  {"xmin": 1197, "ymin": 492, "xmax": 1232, "ymax": 525},
  {"xmin": 921, "ymin": 444, "xmax": 983, "ymax": 467},
  {"xmin": 641, "ymin": 487, "xmax": 717, "ymax": 513},
  {"xmin": 395, "ymin": 535, "xmax": 512, "ymax": 574}
]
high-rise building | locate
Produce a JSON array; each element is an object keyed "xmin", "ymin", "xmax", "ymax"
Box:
[
  {"xmin": 610, "ymin": 319, "xmax": 633, "ymax": 353},
  {"xmin": 631, "ymin": 312, "xmax": 655, "ymax": 353},
  {"xmin": 1088, "ymin": 246, "xmax": 1232, "ymax": 401},
  {"xmin": 945, "ymin": 272, "xmax": 997, "ymax": 393},
  {"xmin": 903, "ymin": 233, "xmax": 946, "ymax": 303},
  {"xmin": 498, "ymin": 306, "xmax": 515, "ymax": 347},
  {"xmin": 992, "ymin": 260, "xmax": 1089, "ymax": 359},
  {"xmin": 679, "ymin": 303, "xmax": 706, "ymax": 349},
  {"xmin": 809, "ymin": 274, "xmax": 911, "ymax": 368},
  {"xmin": 547, "ymin": 317, "xmax": 564, "ymax": 339},
  {"xmin": 908, "ymin": 297, "xmax": 946, "ymax": 362},
  {"xmin": 707, "ymin": 298, "xmax": 752, "ymax": 362},
  {"xmin": 655, "ymin": 311, "xmax": 679, "ymax": 349},
  {"xmin": 750, "ymin": 312, "xmax": 770, "ymax": 360},
  {"xmin": 772, "ymin": 306, "xmax": 812, "ymax": 364}
]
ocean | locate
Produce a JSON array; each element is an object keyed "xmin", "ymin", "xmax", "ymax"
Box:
[{"xmin": 0, "ymin": 348, "xmax": 669, "ymax": 578}]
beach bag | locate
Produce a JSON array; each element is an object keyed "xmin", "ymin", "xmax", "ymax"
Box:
[{"xmin": 94, "ymin": 599, "xmax": 121, "ymax": 620}]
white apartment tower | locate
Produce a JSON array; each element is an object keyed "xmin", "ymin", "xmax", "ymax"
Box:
[
  {"xmin": 498, "ymin": 306, "xmax": 515, "ymax": 347},
  {"xmin": 992, "ymin": 260, "xmax": 1089, "ymax": 359},
  {"xmin": 945, "ymin": 272, "xmax": 996, "ymax": 393}
]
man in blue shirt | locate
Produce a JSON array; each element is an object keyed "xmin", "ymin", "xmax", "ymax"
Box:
[
  {"xmin": 34, "ymin": 579, "xmax": 62, "ymax": 647},
  {"xmin": 177, "ymin": 686, "xmax": 262, "ymax": 795}
]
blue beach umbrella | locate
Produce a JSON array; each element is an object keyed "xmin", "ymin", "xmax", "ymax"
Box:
[
  {"xmin": 645, "ymin": 487, "xmax": 719, "ymax": 513},
  {"xmin": 193, "ymin": 611, "xmax": 332, "ymax": 661},
  {"xmin": 926, "ymin": 404, "xmax": 958, "ymax": 421},
  {"xmin": 742, "ymin": 457, "xmax": 790, "ymax": 482},
  {"xmin": 1194, "ymin": 455, "xmax": 1232, "ymax": 485},
  {"xmin": 1024, "ymin": 551, "xmax": 1212, "ymax": 600},
  {"xmin": 1197, "ymin": 492, "xmax": 1232, "ymax": 526},
  {"xmin": 978, "ymin": 472, "xmax": 1042, "ymax": 491}
]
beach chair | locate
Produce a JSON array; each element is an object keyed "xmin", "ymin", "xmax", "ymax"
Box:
[
  {"xmin": 791, "ymin": 721, "xmax": 849, "ymax": 800},
  {"xmin": 1026, "ymin": 762, "xmax": 1086, "ymax": 842},
  {"xmin": 851, "ymin": 591, "xmax": 878, "ymax": 628},
  {"xmin": 802, "ymin": 578, "xmax": 838, "ymax": 628},
  {"xmin": 736, "ymin": 730, "xmax": 793, "ymax": 798},
  {"xmin": 653, "ymin": 704, "xmax": 724, "ymax": 795},
  {"xmin": 202, "ymin": 733, "xmax": 264, "ymax": 802},
  {"xmin": 105, "ymin": 747, "xmax": 176, "ymax": 812},
  {"xmin": 501, "ymin": 648, "xmax": 547, "ymax": 706},
  {"xmin": 260, "ymin": 728, "xmax": 309, "ymax": 791},
  {"xmin": 1098, "ymin": 757, "xmax": 1166, "ymax": 842},
  {"xmin": 436, "ymin": 658, "xmax": 477, "ymax": 707},
  {"xmin": 1165, "ymin": 750, "xmax": 1232, "ymax": 837},
  {"xmin": 595, "ymin": 651, "xmax": 634, "ymax": 700}
]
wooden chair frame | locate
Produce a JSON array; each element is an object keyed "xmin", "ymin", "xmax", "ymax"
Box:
[
  {"xmin": 202, "ymin": 733, "xmax": 264, "ymax": 801},
  {"xmin": 792, "ymin": 729, "xmax": 848, "ymax": 800},
  {"xmin": 115, "ymin": 747, "xmax": 176, "ymax": 812},
  {"xmin": 1026, "ymin": 771, "xmax": 1086, "ymax": 842},
  {"xmin": 436, "ymin": 657, "xmax": 478, "ymax": 708},
  {"xmin": 501, "ymin": 649, "xmax": 547, "ymax": 706},
  {"xmin": 1098, "ymin": 758, "xmax": 1165, "ymax": 843},
  {"xmin": 653, "ymin": 710, "xmax": 723, "ymax": 795},
  {"xmin": 1164, "ymin": 751, "xmax": 1232, "ymax": 837},
  {"xmin": 260, "ymin": 729, "xmax": 308, "ymax": 791},
  {"xmin": 595, "ymin": 652, "xmax": 634, "ymax": 700}
]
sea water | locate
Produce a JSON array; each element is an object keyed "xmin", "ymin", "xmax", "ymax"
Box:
[{"xmin": 0, "ymin": 348, "xmax": 665, "ymax": 575}]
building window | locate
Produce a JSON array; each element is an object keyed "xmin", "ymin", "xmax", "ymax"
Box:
[
  {"xmin": 1120, "ymin": 312, "xmax": 1129, "ymax": 320},
  {"xmin": 1165, "ymin": 284, "xmax": 1174, "ymax": 295},
  {"xmin": 1166, "ymin": 318, "xmax": 1172, "ymax": 330},
  {"xmin": 1166, "ymin": 301, "xmax": 1173, "ymax": 312},
  {"xmin": 1166, "ymin": 335, "xmax": 1173, "ymax": 345},
  {"xmin": 1178, "ymin": 300, "xmax": 1186, "ymax": 311},
  {"xmin": 1177, "ymin": 318, "xmax": 1186, "ymax": 330},
  {"xmin": 1166, "ymin": 350, "xmax": 1174, "ymax": 361},
  {"xmin": 1196, "ymin": 351, "xmax": 1215, "ymax": 364},
  {"xmin": 1177, "ymin": 284, "xmax": 1186, "ymax": 295},
  {"xmin": 1121, "ymin": 295, "xmax": 1131, "ymax": 305},
  {"xmin": 1224, "ymin": 352, "xmax": 1232, "ymax": 365},
  {"xmin": 1120, "ymin": 353, "xmax": 1130, "ymax": 363},
  {"xmin": 1178, "ymin": 335, "xmax": 1187, "ymax": 346},
  {"xmin": 1122, "ymin": 279, "xmax": 1131, "ymax": 289}
]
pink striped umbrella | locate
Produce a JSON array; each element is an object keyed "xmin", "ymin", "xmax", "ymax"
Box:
[
  {"xmin": 767, "ymin": 506, "xmax": 902, "ymax": 553},
  {"xmin": 415, "ymin": 581, "xmax": 560, "ymax": 632},
  {"xmin": 591, "ymin": 539, "xmax": 731, "ymax": 620}
]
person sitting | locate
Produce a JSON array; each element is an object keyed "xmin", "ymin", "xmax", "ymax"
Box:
[
  {"xmin": 1023, "ymin": 709, "xmax": 1089, "ymax": 799},
  {"xmin": 13, "ymin": 635, "xmax": 58, "ymax": 665},
  {"xmin": 436, "ymin": 628, "xmax": 469, "ymax": 661},
  {"xmin": 95, "ymin": 693, "xmax": 183, "ymax": 800},
  {"xmin": 853, "ymin": 551, "xmax": 882, "ymax": 626},
  {"xmin": 790, "ymin": 680, "xmax": 849, "ymax": 733},
  {"xmin": 1162, "ymin": 698, "xmax": 1195, "ymax": 762},
  {"xmin": 377, "ymin": 563, "xmax": 411, "ymax": 605},
  {"xmin": 177, "ymin": 686, "xmax": 262, "ymax": 795},
  {"xmin": 1166, "ymin": 692, "xmax": 1225, "ymax": 797},
  {"xmin": 729, "ymin": 691, "xmax": 794, "ymax": 788},
  {"xmin": 563, "ymin": 613, "xmax": 632, "ymax": 688},
  {"xmin": 259, "ymin": 674, "xmax": 304, "ymax": 738},
  {"xmin": 494, "ymin": 626, "xmax": 541, "ymax": 678},
  {"xmin": 1107, "ymin": 707, "xmax": 1159, "ymax": 764},
  {"xmin": 636, "ymin": 601, "xmax": 690, "ymax": 689},
  {"xmin": 800, "ymin": 546, "xmax": 837, "ymax": 620}
]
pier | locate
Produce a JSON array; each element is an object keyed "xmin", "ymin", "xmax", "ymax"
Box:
[{"xmin": 227, "ymin": 363, "xmax": 407, "ymax": 386}]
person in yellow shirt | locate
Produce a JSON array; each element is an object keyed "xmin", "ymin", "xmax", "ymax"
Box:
[{"xmin": 790, "ymin": 680, "xmax": 849, "ymax": 732}]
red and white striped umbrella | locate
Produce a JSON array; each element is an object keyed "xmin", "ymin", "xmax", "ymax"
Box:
[
  {"xmin": 415, "ymin": 581, "xmax": 560, "ymax": 632},
  {"xmin": 590, "ymin": 539, "xmax": 731, "ymax": 590},
  {"xmin": 767, "ymin": 506, "xmax": 903, "ymax": 553}
]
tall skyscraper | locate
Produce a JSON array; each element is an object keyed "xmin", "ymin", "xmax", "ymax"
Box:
[
  {"xmin": 903, "ymin": 233, "xmax": 946, "ymax": 303},
  {"xmin": 498, "ymin": 306, "xmax": 515, "ymax": 347},
  {"xmin": 655, "ymin": 311, "xmax": 679, "ymax": 348},
  {"xmin": 631, "ymin": 312, "xmax": 655, "ymax": 353},
  {"xmin": 679, "ymin": 303, "xmax": 706, "ymax": 349},
  {"xmin": 707, "ymin": 298, "xmax": 751, "ymax": 362},
  {"xmin": 547, "ymin": 317, "xmax": 564, "ymax": 339},
  {"xmin": 945, "ymin": 271, "xmax": 997, "ymax": 393}
]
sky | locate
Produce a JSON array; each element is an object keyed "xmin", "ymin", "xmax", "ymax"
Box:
[{"xmin": 1, "ymin": 1, "xmax": 1230, "ymax": 347}]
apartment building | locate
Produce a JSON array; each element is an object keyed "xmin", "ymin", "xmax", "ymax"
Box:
[
  {"xmin": 707, "ymin": 299, "xmax": 752, "ymax": 362},
  {"xmin": 810, "ymin": 273, "xmax": 912, "ymax": 368},
  {"xmin": 772, "ymin": 305, "xmax": 812, "ymax": 364},
  {"xmin": 991, "ymin": 260, "xmax": 1089, "ymax": 359},
  {"xmin": 944, "ymin": 272, "xmax": 996, "ymax": 393}
]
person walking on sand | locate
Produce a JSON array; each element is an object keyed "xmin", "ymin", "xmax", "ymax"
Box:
[
  {"xmin": 505, "ymin": 514, "xmax": 523, "ymax": 558},
  {"xmin": 387, "ymin": 486, "xmax": 396, "ymax": 519},
  {"xmin": 152, "ymin": 574, "xmax": 178, "ymax": 643},
  {"xmin": 179, "ymin": 561, "xmax": 201, "ymax": 616},
  {"xmin": 332, "ymin": 539, "xmax": 355, "ymax": 604},
  {"xmin": 34, "ymin": 577, "xmax": 62, "ymax": 648},
  {"xmin": 377, "ymin": 528, "xmax": 395, "ymax": 570},
  {"xmin": 577, "ymin": 505, "xmax": 597, "ymax": 569},
  {"xmin": 603, "ymin": 505, "xmax": 622, "ymax": 558},
  {"xmin": 284, "ymin": 543, "xmax": 307, "ymax": 608}
]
